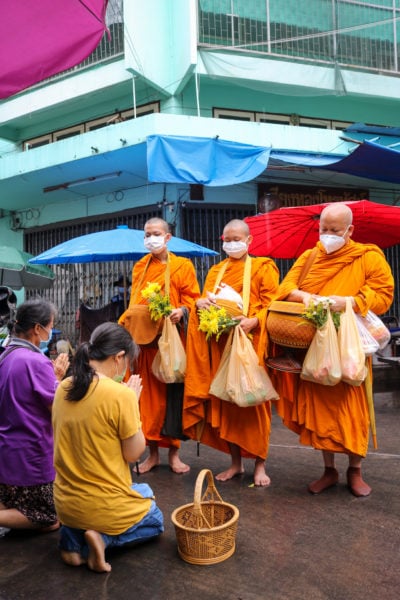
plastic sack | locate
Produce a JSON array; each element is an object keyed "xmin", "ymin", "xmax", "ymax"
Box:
[
  {"xmin": 355, "ymin": 311, "xmax": 391, "ymax": 351},
  {"xmin": 151, "ymin": 318, "xmax": 186, "ymax": 383},
  {"xmin": 209, "ymin": 326, "xmax": 278, "ymax": 406},
  {"xmin": 354, "ymin": 316, "xmax": 380, "ymax": 355},
  {"xmin": 301, "ymin": 309, "xmax": 341, "ymax": 386},
  {"xmin": 338, "ymin": 298, "xmax": 367, "ymax": 386},
  {"xmin": 208, "ymin": 329, "xmax": 234, "ymax": 402}
]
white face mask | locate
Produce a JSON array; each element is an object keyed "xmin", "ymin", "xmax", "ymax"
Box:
[
  {"xmin": 319, "ymin": 226, "xmax": 349, "ymax": 254},
  {"xmin": 144, "ymin": 235, "xmax": 166, "ymax": 254},
  {"xmin": 222, "ymin": 240, "xmax": 248, "ymax": 259}
]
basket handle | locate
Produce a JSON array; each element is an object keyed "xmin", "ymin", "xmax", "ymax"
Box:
[
  {"xmin": 191, "ymin": 469, "xmax": 224, "ymax": 529},
  {"xmin": 193, "ymin": 468, "xmax": 224, "ymax": 517}
]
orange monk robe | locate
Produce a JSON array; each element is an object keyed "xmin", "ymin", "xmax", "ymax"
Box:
[
  {"xmin": 183, "ymin": 256, "xmax": 279, "ymax": 459},
  {"xmin": 272, "ymin": 240, "xmax": 394, "ymax": 457},
  {"xmin": 119, "ymin": 252, "xmax": 200, "ymax": 449}
]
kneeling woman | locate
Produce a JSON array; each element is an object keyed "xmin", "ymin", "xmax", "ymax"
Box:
[{"xmin": 52, "ymin": 322, "xmax": 164, "ymax": 573}]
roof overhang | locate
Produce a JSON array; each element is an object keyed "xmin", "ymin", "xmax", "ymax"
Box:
[{"xmin": 1, "ymin": 114, "xmax": 400, "ymax": 214}]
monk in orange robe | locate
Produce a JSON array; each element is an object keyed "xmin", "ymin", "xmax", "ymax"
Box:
[
  {"xmin": 272, "ymin": 203, "xmax": 394, "ymax": 497},
  {"xmin": 183, "ymin": 219, "xmax": 279, "ymax": 486},
  {"xmin": 119, "ymin": 218, "xmax": 200, "ymax": 474}
]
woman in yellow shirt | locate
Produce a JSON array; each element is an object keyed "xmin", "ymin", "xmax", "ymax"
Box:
[{"xmin": 52, "ymin": 322, "xmax": 164, "ymax": 573}]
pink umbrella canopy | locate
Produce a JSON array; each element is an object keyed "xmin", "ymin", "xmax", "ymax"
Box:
[
  {"xmin": 0, "ymin": 0, "xmax": 108, "ymax": 99},
  {"xmin": 245, "ymin": 200, "xmax": 400, "ymax": 259}
]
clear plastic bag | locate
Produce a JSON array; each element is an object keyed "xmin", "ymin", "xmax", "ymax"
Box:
[
  {"xmin": 354, "ymin": 316, "xmax": 380, "ymax": 355},
  {"xmin": 301, "ymin": 309, "xmax": 342, "ymax": 386},
  {"xmin": 355, "ymin": 311, "xmax": 391, "ymax": 351},
  {"xmin": 338, "ymin": 298, "xmax": 367, "ymax": 386}
]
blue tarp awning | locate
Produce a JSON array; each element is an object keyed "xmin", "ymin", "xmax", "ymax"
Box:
[
  {"xmin": 270, "ymin": 140, "xmax": 400, "ymax": 185},
  {"xmin": 147, "ymin": 134, "xmax": 272, "ymax": 186},
  {"xmin": 146, "ymin": 134, "xmax": 400, "ymax": 187}
]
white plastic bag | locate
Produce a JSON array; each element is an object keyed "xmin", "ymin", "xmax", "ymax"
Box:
[
  {"xmin": 209, "ymin": 327, "xmax": 279, "ymax": 406},
  {"xmin": 338, "ymin": 298, "xmax": 367, "ymax": 386},
  {"xmin": 301, "ymin": 309, "xmax": 342, "ymax": 386},
  {"xmin": 151, "ymin": 318, "xmax": 186, "ymax": 383}
]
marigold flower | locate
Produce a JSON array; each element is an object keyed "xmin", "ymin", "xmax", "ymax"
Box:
[
  {"xmin": 141, "ymin": 281, "xmax": 173, "ymax": 321},
  {"xmin": 198, "ymin": 305, "xmax": 239, "ymax": 341}
]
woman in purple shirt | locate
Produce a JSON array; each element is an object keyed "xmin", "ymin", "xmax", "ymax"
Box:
[{"xmin": 0, "ymin": 299, "xmax": 69, "ymax": 536}]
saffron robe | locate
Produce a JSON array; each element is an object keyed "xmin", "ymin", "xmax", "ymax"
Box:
[
  {"xmin": 119, "ymin": 253, "xmax": 200, "ymax": 448},
  {"xmin": 183, "ymin": 256, "xmax": 279, "ymax": 459},
  {"xmin": 272, "ymin": 240, "xmax": 394, "ymax": 457}
]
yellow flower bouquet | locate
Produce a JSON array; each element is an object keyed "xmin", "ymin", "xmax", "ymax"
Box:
[
  {"xmin": 198, "ymin": 305, "xmax": 239, "ymax": 341},
  {"xmin": 141, "ymin": 282, "xmax": 173, "ymax": 321}
]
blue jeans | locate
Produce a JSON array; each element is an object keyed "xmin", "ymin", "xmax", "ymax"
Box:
[{"xmin": 59, "ymin": 484, "xmax": 164, "ymax": 558}]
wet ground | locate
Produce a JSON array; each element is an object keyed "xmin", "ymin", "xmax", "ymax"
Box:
[{"xmin": 0, "ymin": 368, "xmax": 399, "ymax": 600}]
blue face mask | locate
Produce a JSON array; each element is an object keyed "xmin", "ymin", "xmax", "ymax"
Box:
[{"xmin": 39, "ymin": 326, "xmax": 52, "ymax": 354}]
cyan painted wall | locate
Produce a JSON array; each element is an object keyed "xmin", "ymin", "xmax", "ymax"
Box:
[{"xmin": 124, "ymin": 0, "xmax": 197, "ymax": 94}]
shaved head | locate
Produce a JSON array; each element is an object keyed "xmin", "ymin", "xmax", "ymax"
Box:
[
  {"xmin": 223, "ymin": 219, "xmax": 250, "ymax": 237},
  {"xmin": 320, "ymin": 203, "xmax": 353, "ymax": 226},
  {"xmin": 144, "ymin": 217, "xmax": 170, "ymax": 233}
]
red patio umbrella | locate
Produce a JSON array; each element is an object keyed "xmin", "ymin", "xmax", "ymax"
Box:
[{"xmin": 245, "ymin": 200, "xmax": 400, "ymax": 259}]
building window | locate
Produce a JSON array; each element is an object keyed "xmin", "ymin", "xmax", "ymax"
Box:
[
  {"xmin": 213, "ymin": 108, "xmax": 255, "ymax": 121},
  {"xmin": 23, "ymin": 102, "xmax": 160, "ymax": 150},
  {"xmin": 53, "ymin": 125, "xmax": 85, "ymax": 141},
  {"xmin": 23, "ymin": 134, "xmax": 52, "ymax": 150},
  {"xmin": 215, "ymin": 108, "xmax": 352, "ymax": 130}
]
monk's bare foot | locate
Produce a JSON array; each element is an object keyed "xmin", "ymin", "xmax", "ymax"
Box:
[
  {"xmin": 61, "ymin": 550, "xmax": 87, "ymax": 567},
  {"xmin": 254, "ymin": 460, "xmax": 271, "ymax": 487},
  {"xmin": 84, "ymin": 530, "xmax": 111, "ymax": 573},
  {"xmin": 168, "ymin": 448, "xmax": 190, "ymax": 474},
  {"xmin": 215, "ymin": 464, "xmax": 244, "ymax": 481},
  {"xmin": 138, "ymin": 454, "xmax": 160, "ymax": 474}
]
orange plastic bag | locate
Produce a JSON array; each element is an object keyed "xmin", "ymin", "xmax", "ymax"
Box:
[
  {"xmin": 151, "ymin": 318, "xmax": 186, "ymax": 383},
  {"xmin": 338, "ymin": 298, "xmax": 367, "ymax": 386},
  {"xmin": 300, "ymin": 309, "xmax": 341, "ymax": 386}
]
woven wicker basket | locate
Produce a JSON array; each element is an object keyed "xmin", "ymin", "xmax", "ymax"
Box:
[
  {"xmin": 171, "ymin": 469, "xmax": 239, "ymax": 565},
  {"xmin": 267, "ymin": 300, "xmax": 316, "ymax": 348}
]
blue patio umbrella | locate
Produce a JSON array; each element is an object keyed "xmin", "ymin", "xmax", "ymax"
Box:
[{"xmin": 28, "ymin": 225, "xmax": 218, "ymax": 264}]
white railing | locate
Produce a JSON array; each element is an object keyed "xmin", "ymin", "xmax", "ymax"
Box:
[{"xmin": 198, "ymin": 0, "xmax": 400, "ymax": 75}]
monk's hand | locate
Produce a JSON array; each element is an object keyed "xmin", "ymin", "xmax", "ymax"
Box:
[
  {"xmin": 237, "ymin": 316, "xmax": 258, "ymax": 334},
  {"xmin": 170, "ymin": 307, "xmax": 183, "ymax": 324},
  {"xmin": 287, "ymin": 289, "xmax": 314, "ymax": 307},
  {"xmin": 196, "ymin": 293, "xmax": 217, "ymax": 311},
  {"xmin": 329, "ymin": 295, "xmax": 354, "ymax": 312},
  {"xmin": 53, "ymin": 352, "xmax": 69, "ymax": 381},
  {"xmin": 126, "ymin": 374, "xmax": 143, "ymax": 400}
]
